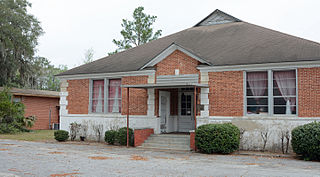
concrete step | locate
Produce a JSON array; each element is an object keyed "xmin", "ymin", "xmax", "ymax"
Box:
[
  {"xmin": 139, "ymin": 134, "xmax": 190, "ymax": 151},
  {"xmin": 141, "ymin": 143, "xmax": 190, "ymax": 150},
  {"xmin": 146, "ymin": 137, "xmax": 189, "ymax": 142},
  {"xmin": 144, "ymin": 139, "xmax": 189, "ymax": 145},
  {"xmin": 150, "ymin": 134, "xmax": 189, "ymax": 138},
  {"xmin": 136, "ymin": 146, "xmax": 190, "ymax": 152}
]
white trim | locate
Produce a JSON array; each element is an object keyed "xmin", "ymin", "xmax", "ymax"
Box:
[
  {"xmin": 204, "ymin": 116, "xmax": 320, "ymax": 121},
  {"xmin": 198, "ymin": 60, "xmax": 320, "ymax": 72},
  {"xmin": 140, "ymin": 43, "xmax": 211, "ymax": 70},
  {"xmin": 64, "ymin": 114, "xmax": 153, "ymax": 118},
  {"xmin": 56, "ymin": 70, "xmax": 155, "ymax": 80}
]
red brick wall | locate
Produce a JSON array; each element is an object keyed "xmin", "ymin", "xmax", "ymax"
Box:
[
  {"xmin": 208, "ymin": 71, "xmax": 243, "ymax": 116},
  {"xmin": 22, "ymin": 96, "xmax": 59, "ymax": 130},
  {"xmin": 156, "ymin": 50, "xmax": 200, "ymax": 77},
  {"xmin": 298, "ymin": 67, "xmax": 320, "ymax": 117},
  {"xmin": 134, "ymin": 128, "xmax": 154, "ymax": 147},
  {"xmin": 67, "ymin": 79, "xmax": 89, "ymax": 114},
  {"xmin": 122, "ymin": 76, "xmax": 148, "ymax": 115}
]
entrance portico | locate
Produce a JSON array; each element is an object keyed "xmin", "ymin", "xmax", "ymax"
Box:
[{"xmin": 122, "ymin": 83, "xmax": 208, "ymax": 138}]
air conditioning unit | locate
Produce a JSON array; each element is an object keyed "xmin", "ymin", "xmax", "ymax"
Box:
[{"xmin": 52, "ymin": 123, "xmax": 60, "ymax": 130}]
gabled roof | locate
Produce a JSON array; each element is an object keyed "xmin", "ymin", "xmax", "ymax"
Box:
[
  {"xmin": 57, "ymin": 9, "xmax": 320, "ymax": 77},
  {"xmin": 194, "ymin": 9, "xmax": 242, "ymax": 27},
  {"xmin": 139, "ymin": 43, "xmax": 212, "ymax": 70}
]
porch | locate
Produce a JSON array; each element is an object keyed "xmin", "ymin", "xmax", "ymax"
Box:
[{"xmin": 122, "ymin": 82, "xmax": 209, "ymax": 147}]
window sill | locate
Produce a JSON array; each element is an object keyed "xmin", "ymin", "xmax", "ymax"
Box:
[{"xmin": 245, "ymin": 114, "xmax": 297, "ymax": 118}]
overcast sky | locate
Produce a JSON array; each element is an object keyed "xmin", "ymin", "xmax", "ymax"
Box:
[{"xmin": 28, "ymin": 0, "xmax": 320, "ymax": 68}]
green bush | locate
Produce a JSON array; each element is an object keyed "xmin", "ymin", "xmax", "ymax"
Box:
[
  {"xmin": 291, "ymin": 122, "xmax": 320, "ymax": 161},
  {"xmin": 116, "ymin": 127, "xmax": 134, "ymax": 146},
  {"xmin": 0, "ymin": 87, "xmax": 29, "ymax": 134},
  {"xmin": 195, "ymin": 123, "xmax": 240, "ymax": 154},
  {"xmin": 54, "ymin": 130, "xmax": 69, "ymax": 142},
  {"xmin": 105, "ymin": 130, "xmax": 117, "ymax": 145}
]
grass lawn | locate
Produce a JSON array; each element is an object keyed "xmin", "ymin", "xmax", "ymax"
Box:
[{"xmin": 0, "ymin": 130, "xmax": 55, "ymax": 142}]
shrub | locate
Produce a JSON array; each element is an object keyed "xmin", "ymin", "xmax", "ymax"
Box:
[
  {"xmin": 195, "ymin": 123, "xmax": 240, "ymax": 154},
  {"xmin": 69, "ymin": 122, "xmax": 81, "ymax": 141},
  {"xmin": 291, "ymin": 122, "xmax": 320, "ymax": 161},
  {"xmin": 105, "ymin": 130, "xmax": 117, "ymax": 145},
  {"xmin": 54, "ymin": 130, "xmax": 69, "ymax": 142},
  {"xmin": 0, "ymin": 87, "xmax": 30, "ymax": 133},
  {"xmin": 116, "ymin": 127, "xmax": 134, "ymax": 146}
]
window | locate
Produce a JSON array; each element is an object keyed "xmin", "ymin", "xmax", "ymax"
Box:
[
  {"xmin": 13, "ymin": 96, "xmax": 21, "ymax": 103},
  {"xmin": 246, "ymin": 71, "xmax": 268, "ymax": 115},
  {"xmin": 181, "ymin": 93, "xmax": 192, "ymax": 116},
  {"xmin": 108, "ymin": 79, "xmax": 121, "ymax": 113},
  {"xmin": 92, "ymin": 80, "xmax": 104, "ymax": 113},
  {"xmin": 246, "ymin": 70, "xmax": 296, "ymax": 115},
  {"xmin": 90, "ymin": 79, "xmax": 121, "ymax": 113},
  {"xmin": 273, "ymin": 70, "xmax": 296, "ymax": 115}
]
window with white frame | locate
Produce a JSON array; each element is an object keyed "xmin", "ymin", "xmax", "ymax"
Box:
[
  {"xmin": 246, "ymin": 70, "xmax": 296, "ymax": 115},
  {"xmin": 91, "ymin": 80, "xmax": 105, "ymax": 113},
  {"xmin": 90, "ymin": 79, "xmax": 121, "ymax": 113},
  {"xmin": 108, "ymin": 79, "xmax": 122, "ymax": 113}
]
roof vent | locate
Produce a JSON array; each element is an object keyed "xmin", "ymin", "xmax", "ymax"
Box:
[{"xmin": 194, "ymin": 9, "xmax": 242, "ymax": 27}]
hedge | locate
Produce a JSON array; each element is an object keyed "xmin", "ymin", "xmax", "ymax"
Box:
[
  {"xmin": 104, "ymin": 130, "xmax": 117, "ymax": 145},
  {"xmin": 195, "ymin": 123, "xmax": 240, "ymax": 154},
  {"xmin": 54, "ymin": 130, "xmax": 69, "ymax": 142},
  {"xmin": 291, "ymin": 122, "xmax": 320, "ymax": 161},
  {"xmin": 116, "ymin": 127, "xmax": 134, "ymax": 146}
]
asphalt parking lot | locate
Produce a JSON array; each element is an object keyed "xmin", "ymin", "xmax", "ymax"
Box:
[{"xmin": 0, "ymin": 139, "xmax": 319, "ymax": 177}]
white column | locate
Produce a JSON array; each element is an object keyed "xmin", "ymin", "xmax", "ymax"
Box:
[
  {"xmin": 147, "ymin": 88, "xmax": 155, "ymax": 117},
  {"xmin": 59, "ymin": 79, "xmax": 68, "ymax": 116},
  {"xmin": 200, "ymin": 88, "xmax": 209, "ymax": 117}
]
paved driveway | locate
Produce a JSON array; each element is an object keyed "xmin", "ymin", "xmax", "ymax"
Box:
[{"xmin": 0, "ymin": 139, "xmax": 319, "ymax": 177}]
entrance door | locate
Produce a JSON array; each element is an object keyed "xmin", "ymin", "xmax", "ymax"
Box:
[
  {"xmin": 178, "ymin": 92, "xmax": 194, "ymax": 132},
  {"xmin": 159, "ymin": 91, "xmax": 170, "ymax": 133}
]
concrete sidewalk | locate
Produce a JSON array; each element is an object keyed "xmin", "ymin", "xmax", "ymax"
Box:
[{"xmin": 0, "ymin": 139, "xmax": 319, "ymax": 177}]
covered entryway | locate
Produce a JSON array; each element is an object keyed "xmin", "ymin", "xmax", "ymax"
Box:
[{"xmin": 122, "ymin": 82, "xmax": 208, "ymax": 148}]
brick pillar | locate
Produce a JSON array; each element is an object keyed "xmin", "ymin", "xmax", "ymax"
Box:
[{"xmin": 190, "ymin": 130, "xmax": 196, "ymax": 151}]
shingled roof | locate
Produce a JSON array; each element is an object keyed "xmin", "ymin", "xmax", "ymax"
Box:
[
  {"xmin": 57, "ymin": 9, "xmax": 320, "ymax": 76},
  {"xmin": 0, "ymin": 87, "xmax": 60, "ymax": 98}
]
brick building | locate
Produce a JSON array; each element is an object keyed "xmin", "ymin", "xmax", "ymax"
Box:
[
  {"xmin": 0, "ymin": 87, "xmax": 60, "ymax": 130},
  {"xmin": 56, "ymin": 10, "xmax": 320, "ymax": 150}
]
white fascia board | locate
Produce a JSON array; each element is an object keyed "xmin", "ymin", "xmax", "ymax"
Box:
[
  {"xmin": 140, "ymin": 43, "xmax": 211, "ymax": 70},
  {"xmin": 56, "ymin": 70, "xmax": 155, "ymax": 80},
  {"xmin": 198, "ymin": 60, "xmax": 320, "ymax": 72}
]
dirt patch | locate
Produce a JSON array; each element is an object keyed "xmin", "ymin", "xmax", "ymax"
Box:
[
  {"xmin": 8, "ymin": 168, "xmax": 22, "ymax": 172},
  {"xmin": 2, "ymin": 144, "xmax": 16, "ymax": 146},
  {"xmin": 88, "ymin": 156, "xmax": 113, "ymax": 160},
  {"xmin": 153, "ymin": 156, "xmax": 175, "ymax": 160},
  {"xmin": 50, "ymin": 172, "xmax": 81, "ymax": 177},
  {"xmin": 48, "ymin": 151, "xmax": 64, "ymax": 154},
  {"xmin": 246, "ymin": 163, "xmax": 260, "ymax": 165},
  {"xmin": 130, "ymin": 155, "xmax": 148, "ymax": 161},
  {"xmin": 0, "ymin": 148, "xmax": 9, "ymax": 151}
]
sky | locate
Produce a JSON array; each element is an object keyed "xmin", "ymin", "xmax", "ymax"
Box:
[{"xmin": 28, "ymin": 0, "xmax": 320, "ymax": 69}]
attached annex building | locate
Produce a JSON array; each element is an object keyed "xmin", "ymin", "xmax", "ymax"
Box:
[
  {"xmin": 57, "ymin": 10, "xmax": 320, "ymax": 151},
  {"xmin": 0, "ymin": 87, "xmax": 60, "ymax": 130}
]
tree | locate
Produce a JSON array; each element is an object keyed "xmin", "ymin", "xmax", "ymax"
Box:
[
  {"xmin": 27, "ymin": 57, "xmax": 67, "ymax": 91},
  {"xmin": 109, "ymin": 6, "xmax": 162, "ymax": 55},
  {"xmin": 0, "ymin": 0, "xmax": 43, "ymax": 87},
  {"xmin": 83, "ymin": 48, "xmax": 95, "ymax": 64}
]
